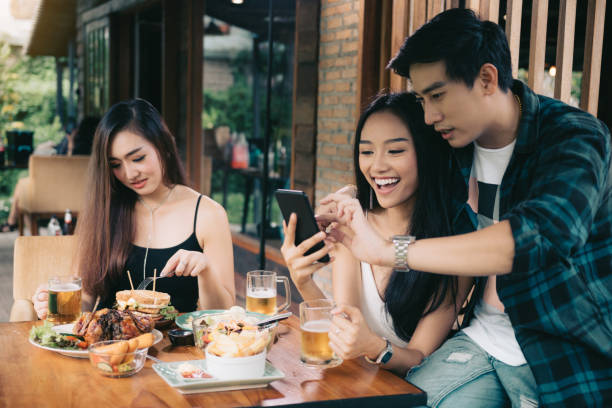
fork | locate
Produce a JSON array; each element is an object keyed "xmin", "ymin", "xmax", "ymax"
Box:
[{"xmin": 136, "ymin": 276, "xmax": 168, "ymax": 290}]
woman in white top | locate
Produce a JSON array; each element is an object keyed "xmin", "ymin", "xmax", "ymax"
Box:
[{"xmin": 281, "ymin": 92, "xmax": 472, "ymax": 376}]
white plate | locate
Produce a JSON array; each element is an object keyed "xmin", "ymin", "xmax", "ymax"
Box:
[
  {"xmin": 153, "ymin": 359, "xmax": 284, "ymax": 394},
  {"xmin": 29, "ymin": 323, "xmax": 163, "ymax": 358}
]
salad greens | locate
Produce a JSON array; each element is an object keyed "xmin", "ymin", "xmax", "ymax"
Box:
[
  {"xmin": 29, "ymin": 321, "xmax": 81, "ymax": 350},
  {"xmin": 160, "ymin": 305, "xmax": 179, "ymax": 321}
]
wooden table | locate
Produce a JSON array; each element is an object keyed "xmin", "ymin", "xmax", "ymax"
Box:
[{"xmin": 0, "ymin": 317, "xmax": 426, "ymax": 407}]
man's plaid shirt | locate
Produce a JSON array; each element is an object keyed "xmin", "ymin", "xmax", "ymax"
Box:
[{"xmin": 449, "ymin": 80, "xmax": 611, "ymax": 407}]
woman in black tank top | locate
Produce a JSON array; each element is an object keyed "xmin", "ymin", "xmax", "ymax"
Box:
[{"xmin": 32, "ymin": 99, "xmax": 235, "ymax": 319}]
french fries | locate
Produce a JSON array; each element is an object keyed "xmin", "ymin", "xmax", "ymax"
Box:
[
  {"xmin": 92, "ymin": 333, "xmax": 155, "ymax": 366},
  {"xmin": 134, "ymin": 332, "xmax": 154, "ymax": 349},
  {"xmin": 95, "ymin": 340, "xmax": 129, "ymax": 365}
]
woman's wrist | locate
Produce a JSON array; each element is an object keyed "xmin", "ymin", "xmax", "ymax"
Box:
[
  {"xmin": 365, "ymin": 335, "xmax": 387, "ymax": 360},
  {"xmin": 295, "ymin": 277, "xmax": 325, "ymax": 300}
]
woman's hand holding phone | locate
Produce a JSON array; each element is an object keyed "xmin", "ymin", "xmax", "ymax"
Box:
[{"xmin": 281, "ymin": 213, "xmax": 333, "ymax": 299}]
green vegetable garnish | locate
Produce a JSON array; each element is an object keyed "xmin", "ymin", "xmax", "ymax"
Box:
[
  {"xmin": 29, "ymin": 321, "xmax": 79, "ymax": 350},
  {"xmin": 97, "ymin": 362, "xmax": 113, "ymax": 372},
  {"xmin": 160, "ymin": 305, "xmax": 178, "ymax": 321}
]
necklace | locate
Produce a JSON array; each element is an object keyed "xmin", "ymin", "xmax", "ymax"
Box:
[
  {"xmin": 514, "ymin": 94, "xmax": 522, "ymax": 117},
  {"xmin": 138, "ymin": 185, "xmax": 175, "ymax": 282}
]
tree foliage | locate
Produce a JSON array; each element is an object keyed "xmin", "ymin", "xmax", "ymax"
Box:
[{"xmin": 0, "ymin": 42, "xmax": 61, "ymax": 222}]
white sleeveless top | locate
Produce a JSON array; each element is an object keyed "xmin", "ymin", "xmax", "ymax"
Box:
[{"xmin": 359, "ymin": 262, "xmax": 408, "ymax": 347}]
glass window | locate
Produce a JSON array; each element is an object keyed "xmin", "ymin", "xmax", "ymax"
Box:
[{"xmin": 84, "ymin": 18, "xmax": 110, "ymax": 117}]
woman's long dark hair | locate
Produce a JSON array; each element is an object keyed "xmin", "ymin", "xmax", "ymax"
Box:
[
  {"xmin": 77, "ymin": 99, "xmax": 187, "ymax": 302},
  {"xmin": 353, "ymin": 92, "xmax": 456, "ymax": 342}
]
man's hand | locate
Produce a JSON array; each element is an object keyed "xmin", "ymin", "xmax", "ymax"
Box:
[
  {"xmin": 320, "ymin": 194, "xmax": 393, "ymax": 267},
  {"xmin": 315, "ymin": 185, "xmax": 356, "ymax": 230}
]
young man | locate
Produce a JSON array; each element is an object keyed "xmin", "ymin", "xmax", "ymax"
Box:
[{"xmin": 322, "ymin": 8, "xmax": 611, "ymax": 407}]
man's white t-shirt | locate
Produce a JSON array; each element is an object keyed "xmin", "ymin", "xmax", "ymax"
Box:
[{"xmin": 461, "ymin": 140, "xmax": 527, "ymax": 366}]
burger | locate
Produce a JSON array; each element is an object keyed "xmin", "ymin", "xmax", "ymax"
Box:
[{"xmin": 115, "ymin": 290, "xmax": 177, "ymax": 321}]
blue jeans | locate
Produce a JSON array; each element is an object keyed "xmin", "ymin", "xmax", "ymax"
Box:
[{"xmin": 406, "ymin": 332, "xmax": 539, "ymax": 408}]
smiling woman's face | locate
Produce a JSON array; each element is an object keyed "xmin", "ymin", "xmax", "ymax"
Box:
[
  {"xmin": 109, "ymin": 130, "xmax": 164, "ymax": 196},
  {"xmin": 358, "ymin": 111, "xmax": 418, "ymax": 210}
]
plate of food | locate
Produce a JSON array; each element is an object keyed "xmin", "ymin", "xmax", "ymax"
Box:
[
  {"xmin": 29, "ymin": 309, "xmax": 163, "ymax": 358},
  {"xmin": 175, "ymin": 306, "xmax": 267, "ymax": 331},
  {"xmin": 152, "ymin": 359, "xmax": 284, "ymax": 394}
]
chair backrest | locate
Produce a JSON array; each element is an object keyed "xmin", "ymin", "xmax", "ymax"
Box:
[
  {"xmin": 10, "ymin": 235, "xmax": 79, "ymax": 322},
  {"xmin": 26, "ymin": 155, "xmax": 91, "ymax": 213}
]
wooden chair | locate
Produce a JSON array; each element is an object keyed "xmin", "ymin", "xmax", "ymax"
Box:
[
  {"xmin": 16, "ymin": 155, "xmax": 90, "ymax": 235},
  {"xmin": 10, "ymin": 235, "xmax": 78, "ymax": 322}
]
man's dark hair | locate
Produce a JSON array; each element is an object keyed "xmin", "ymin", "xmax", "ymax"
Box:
[{"xmin": 388, "ymin": 8, "xmax": 513, "ymax": 91}]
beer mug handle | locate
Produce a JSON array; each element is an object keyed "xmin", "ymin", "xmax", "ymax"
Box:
[{"xmin": 276, "ymin": 276, "xmax": 291, "ymax": 313}]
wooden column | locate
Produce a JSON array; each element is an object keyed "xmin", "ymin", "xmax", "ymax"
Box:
[
  {"xmin": 162, "ymin": 0, "xmax": 203, "ymax": 190},
  {"xmin": 554, "ymin": 0, "xmax": 576, "ymax": 102},
  {"xmin": 388, "ymin": 0, "xmax": 409, "ymax": 92},
  {"xmin": 505, "ymin": 0, "xmax": 523, "ymax": 78},
  {"xmin": 428, "ymin": 0, "xmax": 445, "ymax": 19},
  {"xmin": 357, "ymin": 1, "xmax": 383, "ymax": 104},
  {"xmin": 528, "ymin": 0, "xmax": 548, "ymax": 93},
  {"xmin": 580, "ymin": 0, "xmax": 606, "ymax": 115},
  {"xmin": 479, "ymin": 0, "xmax": 500, "ymax": 23},
  {"xmin": 378, "ymin": 0, "xmax": 392, "ymax": 91}
]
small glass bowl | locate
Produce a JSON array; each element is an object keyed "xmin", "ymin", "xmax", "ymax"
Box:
[{"xmin": 88, "ymin": 340, "xmax": 147, "ymax": 378}]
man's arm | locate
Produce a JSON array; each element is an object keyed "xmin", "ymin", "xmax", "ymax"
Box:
[{"xmin": 370, "ymin": 220, "xmax": 514, "ymax": 276}]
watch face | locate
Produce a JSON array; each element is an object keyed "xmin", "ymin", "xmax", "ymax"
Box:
[{"xmin": 381, "ymin": 350, "xmax": 393, "ymax": 364}]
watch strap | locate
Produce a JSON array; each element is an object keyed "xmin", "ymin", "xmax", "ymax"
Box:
[{"xmin": 392, "ymin": 235, "xmax": 416, "ymax": 271}]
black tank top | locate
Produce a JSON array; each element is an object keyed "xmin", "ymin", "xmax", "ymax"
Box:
[{"xmin": 102, "ymin": 195, "xmax": 203, "ymax": 312}]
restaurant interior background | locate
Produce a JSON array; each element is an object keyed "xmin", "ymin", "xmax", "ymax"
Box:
[{"xmin": 0, "ymin": 0, "xmax": 611, "ymax": 323}]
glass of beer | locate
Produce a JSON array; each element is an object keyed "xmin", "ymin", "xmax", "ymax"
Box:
[
  {"xmin": 299, "ymin": 299, "xmax": 342, "ymax": 368},
  {"xmin": 246, "ymin": 270, "xmax": 291, "ymax": 315},
  {"xmin": 47, "ymin": 276, "xmax": 82, "ymax": 324}
]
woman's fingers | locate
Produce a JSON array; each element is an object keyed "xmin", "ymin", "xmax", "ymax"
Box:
[
  {"xmin": 292, "ymin": 247, "xmax": 333, "ymax": 271},
  {"xmin": 282, "ymin": 213, "xmax": 297, "ymax": 246},
  {"xmin": 160, "ymin": 251, "xmax": 181, "ymax": 277},
  {"xmin": 295, "ymin": 231, "xmax": 326, "ymax": 256},
  {"xmin": 32, "ymin": 285, "xmax": 49, "ymax": 320},
  {"xmin": 161, "ymin": 250, "xmax": 206, "ymax": 277}
]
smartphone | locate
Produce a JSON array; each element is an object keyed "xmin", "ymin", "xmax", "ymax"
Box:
[{"xmin": 275, "ymin": 189, "xmax": 330, "ymax": 263}]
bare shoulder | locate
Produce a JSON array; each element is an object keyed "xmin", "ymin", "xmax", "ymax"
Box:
[
  {"xmin": 191, "ymin": 192, "xmax": 230, "ymax": 239},
  {"xmin": 197, "ymin": 195, "xmax": 228, "ymax": 221}
]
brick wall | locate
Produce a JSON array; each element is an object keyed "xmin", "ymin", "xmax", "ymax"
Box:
[{"xmin": 313, "ymin": 0, "xmax": 360, "ymax": 295}]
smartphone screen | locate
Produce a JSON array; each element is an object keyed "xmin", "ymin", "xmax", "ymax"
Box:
[{"xmin": 275, "ymin": 189, "xmax": 330, "ymax": 263}]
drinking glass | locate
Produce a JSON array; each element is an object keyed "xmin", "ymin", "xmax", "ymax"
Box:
[
  {"xmin": 299, "ymin": 299, "xmax": 342, "ymax": 368},
  {"xmin": 47, "ymin": 276, "xmax": 82, "ymax": 324},
  {"xmin": 246, "ymin": 270, "xmax": 291, "ymax": 315},
  {"xmin": 192, "ymin": 316, "xmax": 213, "ymax": 354}
]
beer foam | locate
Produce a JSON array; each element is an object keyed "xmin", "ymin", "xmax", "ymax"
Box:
[
  {"xmin": 49, "ymin": 283, "xmax": 81, "ymax": 292},
  {"xmin": 246, "ymin": 288, "xmax": 276, "ymax": 298},
  {"xmin": 301, "ymin": 319, "xmax": 331, "ymax": 333}
]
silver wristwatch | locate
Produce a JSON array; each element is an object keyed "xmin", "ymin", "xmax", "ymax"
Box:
[
  {"xmin": 392, "ymin": 235, "xmax": 416, "ymax": 271},
  {"xmin": 364, "ymin": 338, "xmax": 393, "ymax": 365}
]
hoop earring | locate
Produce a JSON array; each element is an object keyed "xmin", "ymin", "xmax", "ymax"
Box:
[{"xmin": 369, "ymin": 187, "xmax": 374, "ymax": 210}]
